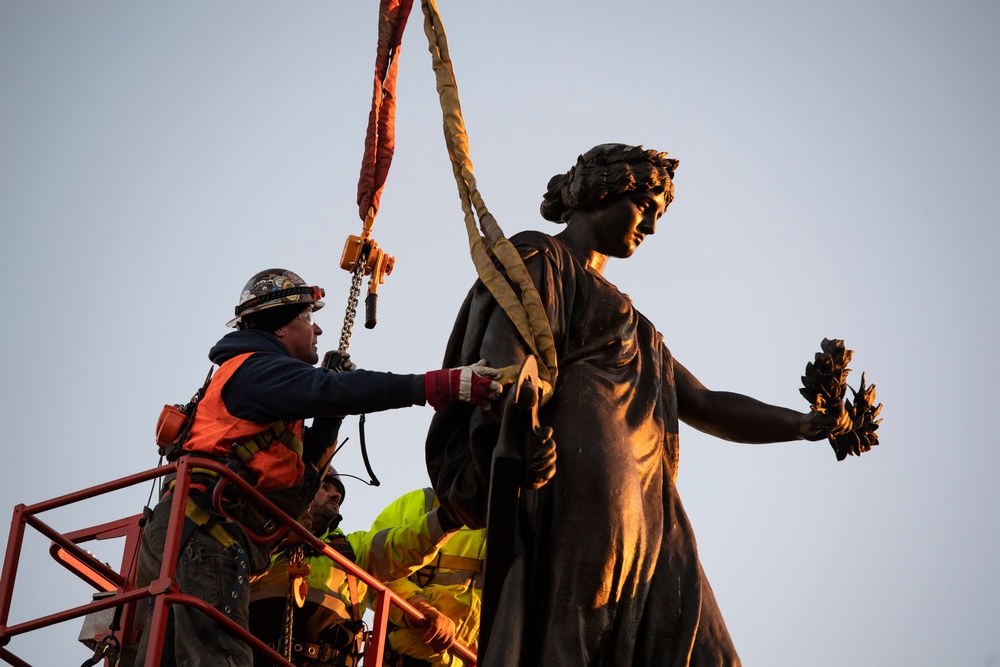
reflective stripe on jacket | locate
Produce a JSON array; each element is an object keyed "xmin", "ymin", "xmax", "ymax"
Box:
[
  {"xmin": 370, "ymin": 488, "xmax": 485, "ymax": 666},
  {"xmin": 250, "ymin": 509, "xmax": 456, "ymax": 632},
  {"xmin": 183, "ymin": 351, "xmax": 304, "ymax": 493}
]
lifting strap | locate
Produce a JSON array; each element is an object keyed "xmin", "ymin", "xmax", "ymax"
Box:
[
  {"xmin": 357, "ymin": 0, "xmax": 414, "ymax": 229},
  {"xmin": 344, "ymin": 0, "xmax": 411, "ymax": 334},
  {"xmin": 418, "ymin": 0, "xmax": 558, "ymax": 401},
  {"xmin": 352, "ymin": 0, "xmax": 559, "ymax": 402}
]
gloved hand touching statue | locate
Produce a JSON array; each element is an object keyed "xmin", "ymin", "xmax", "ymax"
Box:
[{"xmin": 424, "ymin": 359, "xmax": 503, "ymax": 409}]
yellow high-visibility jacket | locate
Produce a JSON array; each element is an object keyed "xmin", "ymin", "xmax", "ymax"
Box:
[
  {"xmin": 250, "ymin": 506, "xmax": 455, "ymax": 648},
  {"xmin": 370, "ymin": 488, "xmax": 485, "ymax": 666}
]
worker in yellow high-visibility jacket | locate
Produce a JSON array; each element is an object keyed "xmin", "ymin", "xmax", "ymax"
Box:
[
  {"xmin": 370, "ymin": 488, "xmax": 484, "ymax": 667},
  {"xmin": 249, "ymin": 471, "xmax": 460, "ymax": 667}
]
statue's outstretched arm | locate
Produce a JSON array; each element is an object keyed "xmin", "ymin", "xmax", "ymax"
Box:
[{"xmin": 674, "ymin": 359, "xmax": 849, "ymax": 444}]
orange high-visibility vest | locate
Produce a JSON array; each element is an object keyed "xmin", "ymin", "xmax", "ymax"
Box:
[{"xmin": 183, "ymin": 352, "xmax": 304, "ymax": 493}]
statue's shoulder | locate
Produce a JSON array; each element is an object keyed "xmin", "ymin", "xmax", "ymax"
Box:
[{"xmin": 509, "ymin": 230, "xmax": 572, "ymax": 264}]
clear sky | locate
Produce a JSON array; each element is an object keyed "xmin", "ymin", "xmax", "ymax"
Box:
[{"xmin": 2, "ymin": 2, "xmax": 998, "ymax": 665}]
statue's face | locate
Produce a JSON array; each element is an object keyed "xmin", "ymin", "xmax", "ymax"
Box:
[{"xmin": 586, "ymin": 189, "xmax": 669, "ymax": 258}]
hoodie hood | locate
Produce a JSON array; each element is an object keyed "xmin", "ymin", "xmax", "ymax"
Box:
[{"xmin": 208, "ymin": 328, "xmax": 290, "ymax": 366}]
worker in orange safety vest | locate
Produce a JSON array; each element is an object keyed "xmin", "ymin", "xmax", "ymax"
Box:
[{"xmin": 131, "ymin": 268, "xmax": 502, "ymax": 667}]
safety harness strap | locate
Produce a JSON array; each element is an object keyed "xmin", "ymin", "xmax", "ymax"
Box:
[
  {"xmin": 180, "ymin": 496, "xmax": 250, "ymax": 618},
  {"xmin": 234, "ymin": 420, "xmax": 304, "ymax": 463},
  {"xmin": 288, "ymin": 638, "xmax": 361, "ymax": 667},
  {"xmin": 325, "ymin": 534, "xmax": 363, "ymax": 625},
  {"xmin": 173, "ymin": 435, "xmax": 306, "ymax": 540},
  {"xmin": 184, "ymin": 496, "xmax": 237, "ymax": 550},
  {"xmin": 346, "ymin": 572, "xmax": 361, "ymax": 628}
]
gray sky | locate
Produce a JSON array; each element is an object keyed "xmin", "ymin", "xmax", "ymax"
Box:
[{"xmin": 2, "ymin": 2, "xmax": 998, "ymax": 665}]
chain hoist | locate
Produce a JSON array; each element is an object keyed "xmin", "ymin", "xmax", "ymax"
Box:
[
  {"xmin": 338, "ymin": 242, "xmax": 371, "ymax": 353},
  {"xmin": 338, "ymin": 214, "xmax": 395, "ymax": 336},
  {"xmin": 337, "ymin": 225, "xmax": 385, "ymax": 488}
]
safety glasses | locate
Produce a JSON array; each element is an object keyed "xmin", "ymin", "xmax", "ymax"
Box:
[{"xmin": 297, "ymin": 308, "xmax": 315, "ymax": 326}]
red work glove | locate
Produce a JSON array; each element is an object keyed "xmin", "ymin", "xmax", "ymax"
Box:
[
  {"xmin": 425, "ymin": 359, "xmax": 503, "ymax": 410},
  {"xmin": 408, "ymin": 595, "xmax": 456, "ymax": 654}
]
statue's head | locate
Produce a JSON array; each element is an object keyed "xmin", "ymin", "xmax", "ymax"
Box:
[{"xmin": 540, "ymin": 143, "xmax": 679, "ymax": 223}]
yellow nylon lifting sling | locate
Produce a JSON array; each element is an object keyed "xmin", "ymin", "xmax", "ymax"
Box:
[{"xmin": 418, "ymin": 0, "xmax": 558, "ymax": 402}]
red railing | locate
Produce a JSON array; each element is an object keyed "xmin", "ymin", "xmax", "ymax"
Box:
[{"xmin": 0, "ymin": 458, "xmax": 476, "ymax": 666}]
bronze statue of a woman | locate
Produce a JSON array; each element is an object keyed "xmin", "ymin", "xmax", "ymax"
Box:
[{"xmin": 426, "ymin": 143, "xmax": 850, "ymax": 666}]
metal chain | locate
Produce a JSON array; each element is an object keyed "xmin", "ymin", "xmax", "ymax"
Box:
[
  {"xmin": 339, "ymin": 245, "xmax": 370, "ymax": 353},
  {"xmin": 279, "ymin": 544, "xmax": 306, "ymax": 661},
  {"xmin": 337, "ymin": 243, "xmax": 381, "ymax": 487}
]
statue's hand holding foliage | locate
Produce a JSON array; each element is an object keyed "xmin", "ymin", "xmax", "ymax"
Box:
[{"xmin": 800, "ymin": 338, "xmax": 882, "ymax": 460}]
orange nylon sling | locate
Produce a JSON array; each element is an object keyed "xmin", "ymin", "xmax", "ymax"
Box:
[{"xmin": 357, "ymin": 0, "xmax": 414, "ymax": 228}]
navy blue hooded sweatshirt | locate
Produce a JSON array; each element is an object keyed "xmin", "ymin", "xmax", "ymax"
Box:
[{"xmin": 209, "ymin": 328, "xmax": 426, "ymax": 465}]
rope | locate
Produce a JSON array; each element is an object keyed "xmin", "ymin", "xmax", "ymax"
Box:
[{"xmin": 418, "ymin": 0, "xmax": 558, "ymax": 401}]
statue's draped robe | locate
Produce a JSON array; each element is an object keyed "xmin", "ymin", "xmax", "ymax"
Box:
[{"xmin": 426, "ymin": 232, "xmax": 741, "ymax": 666}]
